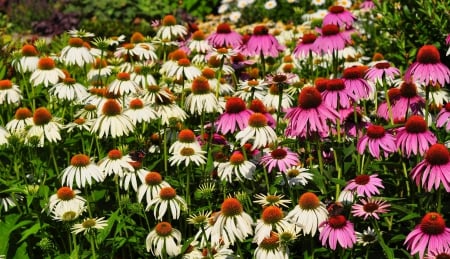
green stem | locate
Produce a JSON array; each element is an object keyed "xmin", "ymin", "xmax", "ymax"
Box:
[
  {"xmin": 373, "ymin": 219, "xmax": 394, "ymax": 259},
  {"xmin": 89, "ymin": 234, "xmax": 97, "ymax": 259}
]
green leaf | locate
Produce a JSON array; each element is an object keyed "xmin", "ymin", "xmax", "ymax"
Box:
[
  {"xmin": 0, "ymin": 214, "xmax": 33, "ymax": 255},
  {"xmin": 18, "ymin": 222, "xmax": 45, "ymax": 243},
  {"xmin": 13, "ymin": 242, "xmax": 29, "ymax": 259}
]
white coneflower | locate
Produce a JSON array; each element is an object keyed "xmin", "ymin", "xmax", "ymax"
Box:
[
  {"xmin": 254, "ymin": 192, "xmax": 291, "ymax": 208},
  {"xmin": 25, "ymin": 107, "xmax": 63, "ymax": 146},
  {"xmin": 14, "ymin": 44, "xmax": 39, "ymax": 73},
  {"xmin": 217, "ymin": 151, "xmax": 255, "ymax": 182},
  {"xmin": 87, "ymin": 58, "xmax": 113, "ymax": 81},
  {"xmin": 64, "ymin": 117, "xmax": 93, "ymax": 133},
  {"xmin": 235, "ymin": 113, "xmax": 277, "ymax": 150},
  {"xmin": 0, "ymin": 126, "xmax": 9, "ymax": 146},
  {"xmin": 155, "ymin": 14, "xmax": 187, "ymax": 41},
  {"xmin": 146, "ymin": 186, "xmax": 187, "ymax": 220},
  {"xmin": 254, "ymin": 206, "xmax": 291, "ymax": 245},
  {"xmin": 137, "ymin": 171, "xmax": 171, "ymax": 205},
  {"xmin": 254, "ymin": 232, "xmax": 289, "ymax": 259},
  {"xmin": 61, "ymin": 154, "xmax": 105, "ymax": 189},
  {"xmin": 48, "ymin": 186, "xmax": 86, "ymax": 213},
  {"xmin": 51, "ymin": 201, "xmax": 85, "ymax": 222},
  {"xmin": 235, "ymin": 78, "xmax": 268, "ymax": 102},
  {"xmin": 169, "ymin": 146, "xmax": 207, "ymax": 167},
  {"xmin": 71, "ymin": 217, "xmax": 108, "ymax": 235},
  {"xmin": 166, "ymin": 57, "xmax": 202, "ymax": 81},
  {"xmin": 98, "ymin": 149, "xmax": 134, "ymax": 177},
  {"xmin": 211, "ymin": 197, "xmax": 253, "ymax": 247},
  {"xmin": 108, "ymin": 72, "xmax": 142, "ymax": 96},
  {"xmin": 263, "ymin": 84, "xmax": 294, "ymax": 111},
  {"xmin": 146, "ymin": 221, "xmax": 182, "ymax": 257},
  {"xmin": 169, "ymin": 129, "xmax": 202, "ymax": 154},
  {"xmin": 74, "ymin": 103, "xmax": 98, "ymax": 120},
  {"xmin": 30, "ymin": 57, "xmax": 65, "ymax": 87},
  {"xmin": 279, "ymin": 165, "xmax": 314, "ymax": 187},
  {"xmin": 90, "ymin": 99, "xmax": 134, "ymax": 138},
  {"xmin": 185, "ymin": 76, "xmax": 221, "ymax": 115},
  {"xmin": 0, "ymin": 79, "xmax": 22, "ymax": 105},
  {"xmin": 130, "ymin": 64, "xmax": 157, "ymax": 88},
  {"xmin": 123, "ymin": 98, "xmax": 157, "ymax": 124},
  {"xmin": 48, "ymin": 76, "xmax": 88, "ymax": 103},
  {"xmin": 60, "ymin": 37, "xmax": 95, "ymax": 67},
  {"xmin": 6, "ymin": 107, "xmax": 33, "ymax": 134},
  {"xmin": 187, "ymin": 30, "xmax": 213, "ymax": 59}
]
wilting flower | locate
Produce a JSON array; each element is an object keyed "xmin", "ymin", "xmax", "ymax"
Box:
[
  {"xmin": 319, "ymin": 215, "xmax": 356, "ymax": 250},
  {"xmin": 404, "ymin": 212, "xmax": 450, "ymax": 258},
  {"xmin": 351, "ymin": 197, "xmax": 391, "ymax": 220},
  {"xmin": 410, "ymin": 143, "xmax": 450, "ymax": 192},
  {"xmin": 344, "ymin": 174, "xmax": 384, "ymax": 198},
  {"xmin": 71, "ymin": 217, "xmax": 108, "ymax": 235},
  {"xmin": 146, "ymin": 221, "xmax": 182, "ymax": 257},
  {"xmin": 356, "ymin": 227, "xmax": 377, "ymax": 246}
]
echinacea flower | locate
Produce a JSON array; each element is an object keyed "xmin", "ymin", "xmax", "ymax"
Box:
[
  {"xmin": 357, "ymin": 124, "xmax": 397, "ymax": 159},
  {"xmin": 137, "ymin": 171, "xmax": 171, "ymax": 205},
  {"xmin": 146, "ymin": 221, "xmax": 182, "ymax": 257},
  {"xmin": 26, "ymin": 107, "xmax": 63, "ymax": 146},
  {"xmin": 166, "ymin": 57, "xmax": 202, "ymax": 81},
  {"xmin": 351, "ymin": 197, "xmax": 390, "ymax": 220},
  {"xmin": 211, "ymin": 197, "xmax": 254, "ymax": 247},
  {"xmin": 254, "ymin": 206, "xmax": 291, "ymax": 244},
  {"xmin": 263, "ymin": 84, "xmax": 293, "ymax": 111},
  {"xmin": 0, "ymin": 79, "xmax": 22, "ymax": 105},
  {"xmin": 313, "ymin": 24, "xmax": 348, "ymax": 54},
  {"xmin": 48, "ymin": 77, "xmax": 88, "ymax": 102},
  {"xmin": 396, "ymin": 115, "xmax": 437, "ymax": 157},
  {"xmin": 14, "ymin": 44, "xmax": 39, "ymax": 73},
  {"xmin": 243, "ymin": 25, "xmax": 285, "ymax": 58},
  {"xmin": 48, "ymin": 186, "xmax": 86, "ymax": 214},
  {"xmin": 30, "ymin": 57, "xmax": 65, "ymax": 87},
  {"xmin": 285, "ymin": 86, "xmax": 339, "ymax": 138},
  {"xmin": 146, "ymin": 186, "xmax": 187, "ymax": 220},
  {"xmin": 405, "ymin": 45, "xmax": 450, "ymax": 86},
  {"xmin": 185, "ymin": 76, "xmax": 221, "ymax": 115},
  {"xmin": 108, "ymin": 72, "xmax": 141, "ymax": 96},
  {"xmin": 342, "ymin": 66, "xmax": 373, "ymax": 101},
  {"xmin": 155, "ymin": 14, "xmax": 187, "ymax": 41},
  {"xmin": 60, "ymin": 37, "xmax": 95, "ymax": 67},
  {"xmin": 356, "ymin": 227, "xmax": 377, "ymax": 246},
  {"xmin": 404, "ymin": 212, "xmax": 450, "ymax": 258},
  {"xmin": 123, "ymin": 98, "xmax": 157, "ymax": 124},
  {"xmin": 391, "ymin": 80, "xmax": 426, "ymax": 120},
  {"xmin": 321, "ymin": 78, "xmax": 356, "ymax": 109},
  {"xmin": 235, "ymin": 78, "xmax": 268, "ymax": 102},
  {"xmin": 87, "ymin": 58, "xmax": 113, "ymax": 81},
  {"xmin": 169, "ymin": 146, "xmax": 207, "ymax": 167},
  {"xmin": 90, "ymin": 99, "xmax": 134, "ymax": 138},
  {"xmin": 51, "ymin": 201, "xmax": 85, "ymax": 222},
  {"xmin": 426, "ymin": 246, "xmax": 450, "ymax": 259},
  {"xmin": 254, "ymin": 192, "xmax": 291, "ymax": 208},
  {"xmin": 98, "ymin": 149, "xmax": 134, "ymax": 177},
  {"xmin": 279, "ymin": 165, "xmax": 314, "ymax": 187},
  {"xmin": 235, "ymin": 112, "xmax": 277, "ymax": 150},
  {"xmin": 215, "ymin": 97, "xmax": 253, "ymax": 135},
  {"xmin": 410, "ymin": 143, "xmax": 450, "ymax": 192},
  {"xmin": 71, "ymin": 217, "xmax": 108, "ymax": 235},
  {"xmin": 285, "ymin": 192, "xmax": 329, "ymax": 236},
  {"xmin": 254, "ymin": 232, "xmax": 289, "ymax": 259},
  {"xmin": 323, "ymin": 5, "xmax": 356, "ymax": 27},
  {"xmin": 319, "ymin": 215, "xmax": 356, "ymax": 250},
  {"xmin": 436, "ymin": 103, "xmax": 450, "ymax": 131},
  {"xmin": 207, "ymin": 22, "xmax": 242, "ymax": 48},
  {"xmin": 260, "ymin": 147, "xmax": 299, "ymax": 174},
  {"xmin": 344, "ymin": 174, "xmax": 384, "ymax": 198},
  {"xmin": 217, "ymin": 151, "xmax": 256, "ymax": 182},
  {"xmin": 365, "ymin": 61, "xmax": 401, "ymax": 85},
  {"xmin": 119, "ymin": 160, "xmax": 147, "ymax": 192},
  {"xmin": 6, "ymin": 107, "xmax": 33, "ymax": 134},
  {"xmin": 293, "ymin": 33, "xmax": 318, "ymax": 59},
  {"xmin": 61, "ymin": 154, "xmax": 104, "ymax": 188}
]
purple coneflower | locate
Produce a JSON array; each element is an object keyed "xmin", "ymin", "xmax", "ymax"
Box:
[
  {"xmin": 365, "ymin": 61, "xmax": 401, "ymax": 85},
  {"xmin": 243, "ymin": 25, "xmax": 285, "ymax": 58},
  {"xmin": 410, "ymin": 143, "xmax": 450, "ymax": 192},
  {"xmin": 342, "ymin": 66, "xmax": 373, "ymax": 101},
  {"xmin": 340, "ymin": 106, "xmax": 369, "ymax": 138},
  {"xmin": 207, "ymin": 22, "xmax": 242, "ymax": 48},
  {"xmin": 319, "ymin": 215, "xmax": 356, "ymax": 250},
  {"xmin": 377, "ymin": 88, "xmax": 401, "ymax": 122},
  {"xmin": 436, "ymin": 103, "xmax": 450, "ymax": 131},
  {"xmin": 426, "ymin": 246, "xmax": 450, "ymax": 259},
  {"xmin": 404, "ymin": 212, "xmax": 450, "ymax": 258},
  {"xmin": 391, "ymin": 80, "xmax": 425, "ymax": 120},
  {"xmin": 396, "ymin": 115, "xmax": 437, "ymax": 157},
  {"xmin": 344, "ymin": 174, "xmax": 384, "ymax": 198},
  {"xmin": 321, "ymin": 78, "xmax": 356, "ymax": 109},
  {"xmin": 260, "ymin": 147, "xmax": 299, "ymax": 174},
  {"xmin": 405, "ymin": 45, "xmax": 450, "ymax": 86},
  {"xmin": 357, "ymin": 124, "xmax": 397, "ymax": 159},
  {"xmin": 360, "ymin": 0, "xmax": 376, "ymax": 11},
  {"xmin": 323, "ymin": 5, "xmax": 356, "ymax": 27},
  {"xmin": 285, "ymin": 86, "xmax": 339, "ymax": 138},
  {"xmin": 313, "ymin": 24, "xmax": 348, "ymax": 54},
  {"xmin": 351, "ymin": 197, "xmax": 390, "ymax": 220},
  {"xmin": 293, "ymin": 33, "xmax": 318, "ymax": 59},
  {"xmin": 215, "ymin": 97, "xmax": 253, "ymax": 134}
]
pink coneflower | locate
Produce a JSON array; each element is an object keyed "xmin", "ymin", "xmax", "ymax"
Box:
[
  {"xmin": 405, "ymin": 45, "xmax": 450, "ymax": 86},
  {"xmin": 351, "ymin": 197, "xmax": 390, "ymax": 220},
  {"xmin": 319, "ymin": 215, "xmax": 356, "ymax": 250},
  {"xmin": 426, "ymin": 246, "xmax": 450, "ymax": 259},
  {"xmin": 404, "ymin": 212, "xmax": 450, "ymax": 258},
  {"xmin": 260, "ymin": 147, "xmax": 299, "ymax": 173},
  {"xmin": 342, "ymin": 66, "xmax": 373, "ymax": 101},
  {"xmin": 249, "ymin": 98, "xmax": 276, "ymax": 128},
  {"xmin": 285, "ymin": 192, "xmax": 329, "ymax": 236},
  {"xmin": 243, "ymin": 25, "xmax": 285, "ymax": 58},
  {"xmin": 357, "ymin": 124, "xmax": 397, "ymax": 159},
  {"xmin": 215, "ymin": 97, "xmax": 253, "ymax": 134},
  {"xmin": 321, "ymin": 78, "xmax": 356, "ymax": 109},
  {"xmin": 207, "ymin": 23, "xmax": 242, "ymax": 48},
  {"xmin": 391, "ymin": 80, "xmax": 426, "ymax": 120},
  {"xmin": 217, "ymin": 151, "xmax": 256, "ymax": 182},
  {"xmin": 396, "ymin": 115, "xmax": 437, "ymax": 157},
  {"xmin": 365, "ymin": 61, "xmax": 401, "ymax": 85},
  {"xmin": 360, "ymin": 0, "xmax": 376, "ymax": 11},
  {"xmin": 377, "ymin": 88, "xmax": 401, "ymax": 121},
  {"xmin": 313, "ymin": 24, "xmax": 348, "ymax": 54},
  {"xmin": 293, "ymin": 33, "xmax": 318, "ymax": 59},
  {"xmin": 436, "ymin": 103, "xmax": 450, "ymax": 131},
  {"xmin": 285, "ymin": 86, "xmax": 339, "ymax": 138},
  {"xmin": 323, "ymin": 5, "xmax": 356, "ymax": 27},
  {"xmin": 344, "ymin": 174, "xmax": 384, "ymax": 198},
  {"xmin": 340, "ymin": 106, "xmax": 369, "ymax": 138},
  {"xmin": 410, "ymin": 143, "xmax": 450, "ymax": 192}
]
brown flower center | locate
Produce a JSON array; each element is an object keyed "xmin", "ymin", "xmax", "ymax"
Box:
[
  {"xmin": 299, "ymin": 192, "xmax": 320, "ymax": 210},
  {"xmin": 366, "ymin": 125, "xmax": 385, "ymax": 138},
  {"xmin": 425, "ymin": 144, "xmax": 450, "ymax": 165},
  {"xmin": 298, "ymin": 86, "xmax": 322, "ymax": 109},
  {"xmin": 221, "ymin": 197, "xmax": 243, "ymax": 217},
  {"xmin": 420, "ymin": 212, "xmax": 446, "ymax": 235},
  {"xmin": 416, "ymin": 45, "xmax": 441, "ymax": 64},
  {"xmin": 404, "ymin": 115, "xmax": 427, "ymax": 133},
  {"xmin": 56, "ymin": 186, "xmax": 75, "ymax": 200}
]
